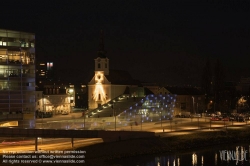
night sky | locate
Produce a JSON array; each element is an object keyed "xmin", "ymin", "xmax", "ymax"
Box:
[{"xmin": 2, "ymin": 0, "xmax": 250, "ymax": 86}]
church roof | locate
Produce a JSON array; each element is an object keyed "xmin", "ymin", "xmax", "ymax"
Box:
[{"xmin": 105, "ymin": 69, "xmax": 142, "ymax": 86}]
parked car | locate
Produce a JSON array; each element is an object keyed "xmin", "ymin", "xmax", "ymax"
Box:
[
  {"xmin": 210, "ymin": 116, "xmax": 220, "ymax": 121},
  {"xmin": 181, "ymin": 115, "xmax": 191, "ymax": 118},
  {"xmin": 236, "ymin": 116, "xmax": 245, "ymax": 122},
  {"xmin": 229, "ymin": 116, "xmax": 236, "ymax": 121},
  {"xmin": 191, "ymin": 114, "xmax": 201, "ymax": 118},
  {"xmin": 62, "ymin": 111, "xmax": 69, "ymax": 115},
  {"xmin": 221, "ymin": 117, "xmax": 230, "ymax": 121}
]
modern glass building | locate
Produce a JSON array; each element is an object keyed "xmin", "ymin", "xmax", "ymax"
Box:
[{"xmin": 0, "ymin": 29, "xmax": 36, "ymax": 124}]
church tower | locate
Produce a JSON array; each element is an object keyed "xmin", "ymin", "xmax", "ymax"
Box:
[
  {"xmin": 94, "ymin": 30, "xmax": 109, "ymax": 75},
  {"xmin": 88, "ymin": 30, "xmax": 111, "ymax": 110}
]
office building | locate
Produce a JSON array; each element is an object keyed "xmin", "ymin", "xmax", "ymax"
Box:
[{"xmin": 0, "ymin": 29, "xmax": 36, "ymax": 127}]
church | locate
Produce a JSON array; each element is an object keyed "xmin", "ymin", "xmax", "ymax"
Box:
[{"xmin": 87, "ymin": 31, "xmax": 144, "ymax": 111}]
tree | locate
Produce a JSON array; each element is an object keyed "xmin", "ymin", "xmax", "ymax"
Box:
[
  {"xmin": 213, "ymin": 59, "xmax": 225, "ymax": 112},
  {"xmin": 201, "ymin": 58, "xmax": 212, "ymax": 111},
  {"xmin": 201, "ymin": 58, "xmax": 212, "ymax": 95}
]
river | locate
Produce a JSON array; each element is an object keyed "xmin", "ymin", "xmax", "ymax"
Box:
[{"xmin": 110, "ymin": 143, "xmax": 250, "ymax": 166}]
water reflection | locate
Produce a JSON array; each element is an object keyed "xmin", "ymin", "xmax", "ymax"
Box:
[
  {"xmin": 111, "ymin": 144, "xmax": 250, "ymax": 166},
  {"xmin": 214, "ymin": 153, "xmax": 217, "ymax": 166},
  {"xmin": 192, "ymin": 153, "xmax": 197, "ymax": 166}
]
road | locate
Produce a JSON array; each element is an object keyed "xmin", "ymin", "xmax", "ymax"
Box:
[
  {"xmin": 1, "ymin": 116, "xmax": 249, "ymax": 152},
  {"xmin": 0, "ymin": 138, "xmax": 103, "ymax": 153}
]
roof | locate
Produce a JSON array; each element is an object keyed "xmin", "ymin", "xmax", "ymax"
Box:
[
  {"xmin": 105, "ymin": 69, "xmax": 142, "ymax": 86},
  {"xmin": 144, "ymin": 87, "xmax": 155, "ymax": 95},
  {"xmin": 164, "ymin": 86, "xmax": 204, "ymax": 95}
]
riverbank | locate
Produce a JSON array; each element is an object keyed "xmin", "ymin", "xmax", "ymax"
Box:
[{"xmin": 78, "ymin": 127, "xmax": 250, "ymax": 166}]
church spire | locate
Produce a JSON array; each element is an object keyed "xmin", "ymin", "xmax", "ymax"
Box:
[{"xmin": 97, "ymin": 30, "xmax": 107, "ymax": 58}]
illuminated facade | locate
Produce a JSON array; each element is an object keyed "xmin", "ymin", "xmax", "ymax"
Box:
[
  {"xmin": 0, "ymin": 29, "xmax": 36, "ymax": 121},
  {"xmin": 88, "ymin": 31, "xmax": 142, "ymax": 110},
  {"xmin": 36, "ymin": 83, "xmax": 75, "ymax": 116}
]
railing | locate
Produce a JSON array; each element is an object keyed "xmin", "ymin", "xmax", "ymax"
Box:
[{"xmin": 87, "ymin": 94, "xmax": 127, "ymax": 116}]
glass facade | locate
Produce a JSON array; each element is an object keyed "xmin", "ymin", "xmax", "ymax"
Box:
[
  {"xmin": 119, "ymin": 94, "xmax": 176, "ymax": 123},
  {"xmin": 0, "ymin": 29, "xmax": 35, "ymax": 117}
]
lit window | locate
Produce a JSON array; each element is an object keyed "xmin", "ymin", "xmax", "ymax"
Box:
[{"xmin": 47, "ymin": 62, "xmax": 53, "ymax": 70}]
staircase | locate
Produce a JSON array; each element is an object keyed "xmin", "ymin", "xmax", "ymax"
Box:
[{"xmin": 87, "ymin": 95, "xmax": 144, "ymax": 118}]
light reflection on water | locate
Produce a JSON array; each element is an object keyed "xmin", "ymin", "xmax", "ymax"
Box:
[{"xmin": 111, "ymin": 144, "xmax": 250, "ymax": 166}]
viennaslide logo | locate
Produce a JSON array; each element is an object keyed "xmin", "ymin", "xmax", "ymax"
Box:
[{"xmin": 219, "ymin": 146, "xmax": 248, "ymax": 165}]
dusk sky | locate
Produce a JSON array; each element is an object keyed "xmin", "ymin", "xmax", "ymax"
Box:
[{"xmin": 2, "ymin": 0, "xmax": 250, "ymax": 86}]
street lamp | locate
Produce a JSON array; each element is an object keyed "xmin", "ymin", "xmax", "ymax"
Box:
[
  {"xmin": 160, "ymin": 110, "xmax": 162, "ymax": 128},
  {"xmin": 192, "ymin": 96, "xmax": 195, "ymax": 114},
  {"xmin": 141, "ymin": 110, "xmax": 142, "ymax": 131},
  {"xmin": 112, "ymin": 102, "xmax": 116, "ymax": 131},
  {"xmin": 42, "ymin": 93, "xmax": 45, "ymax": 129},
  {"xmin": 114, "ymin": 109, "xmax": 116, "ymax": 131},
  {"xmin": 67, "ymin": 88, "xmax": 74, "ymax": 113}
]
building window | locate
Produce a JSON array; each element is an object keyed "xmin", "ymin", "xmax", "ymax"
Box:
[
  {"xmin": 47, "ymin": 62, "xmax": 53, "ymax": 70},
  {"xmin": 105, "ymin": 63, "xmax": 107, "ymax": 68},
  {"xmin": 98, "ymin": 63, "xmax": 100, "ymax": 68}
]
